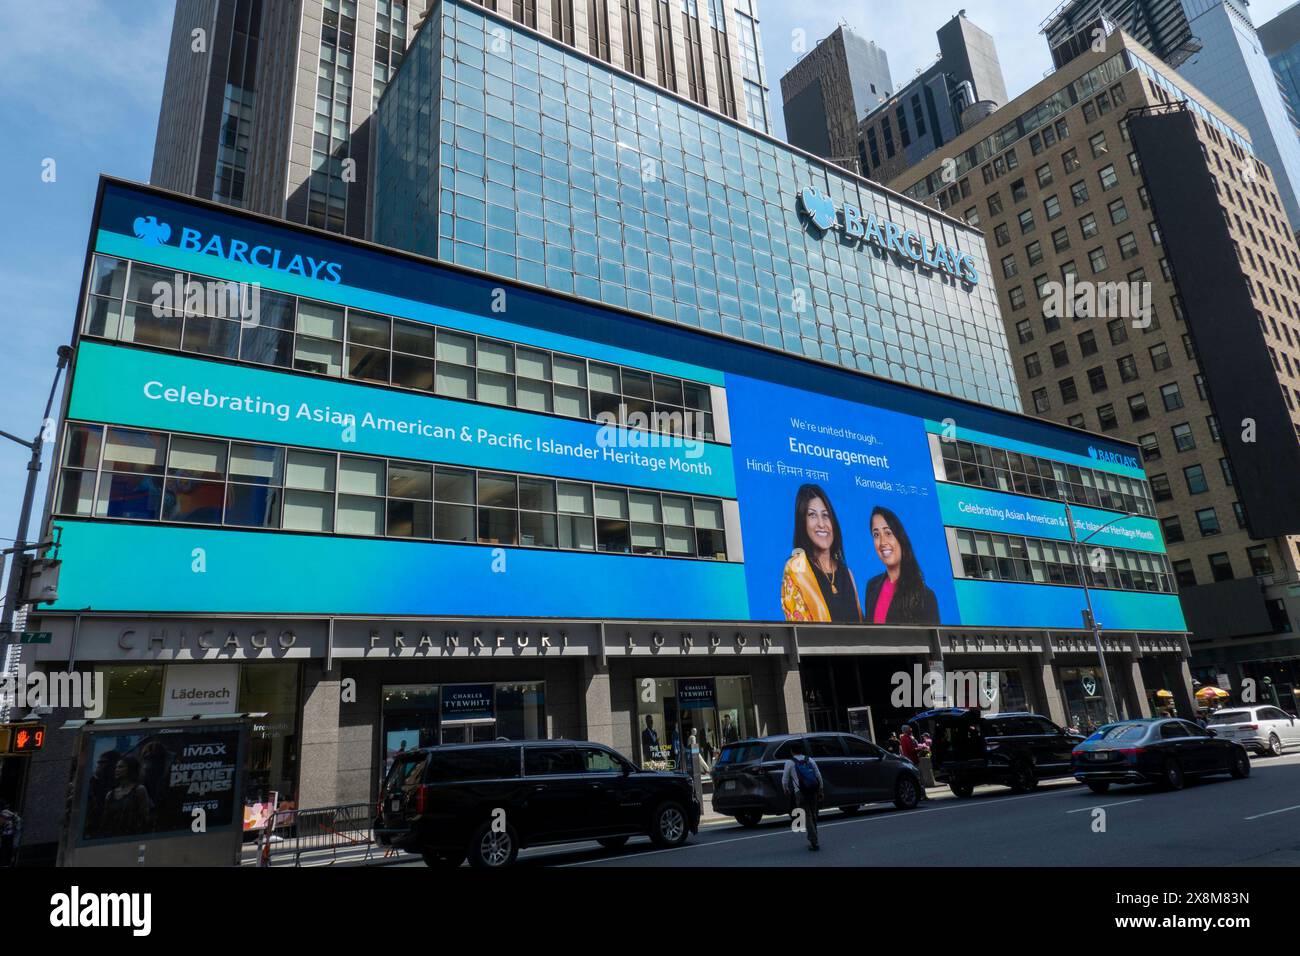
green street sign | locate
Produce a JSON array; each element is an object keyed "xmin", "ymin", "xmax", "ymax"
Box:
[{"xmin": 19, "ymin": 632, "xmax": 52, "ymax": 644}]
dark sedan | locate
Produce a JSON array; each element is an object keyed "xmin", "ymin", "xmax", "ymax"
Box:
[
  {"xmin": 1071, "ymin": 717, "xmax": 1251, "ymax": 793},
  {"xmin": 710, "ymin": 732, "xmax": 922, "ymax": 827}
]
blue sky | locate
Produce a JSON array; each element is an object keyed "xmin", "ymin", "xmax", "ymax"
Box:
[{"xmin": 0, "ymin": 0, "xmax": 1295, "ymax": 587}]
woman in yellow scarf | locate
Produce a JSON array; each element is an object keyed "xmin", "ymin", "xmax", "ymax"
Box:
[{"xmin": 781, "ymin": 484, "xmax": 863, "ymax": 623}]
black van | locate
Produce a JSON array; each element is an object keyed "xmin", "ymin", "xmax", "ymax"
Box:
[
  {"xmin": 376, "ymin": 740, "xmax": 700, "ymax": 867},
  {"xmin": 909, "ymin": 709, "xmax": 1085, "ymax": 797}
]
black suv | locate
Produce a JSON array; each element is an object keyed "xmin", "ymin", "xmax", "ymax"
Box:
[
  {"xmin": 909, "ymin": 709, "xmax": 1085, "ymax": 797},
  {"xmin": 710, "ymin": 732, "xmax": 923, "ymax": 826},
  {"xmin": 376, "ymin": 740, "xmax": 700, "ymax": 867}
]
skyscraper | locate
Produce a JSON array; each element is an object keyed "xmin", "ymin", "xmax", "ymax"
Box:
[
  {"xmin": 1258, "ymin": 2, "xmax": 1300, "ymax": 157},
  {"xmin": 150, "ymin": 0, "xmax": 771, "ymax": 239},
  {"xmin": 779, "ymin": 25, "xmax": 893, "ymax": 167},
  {"xmin": 895, "ymin": 31, "xmax": 1300, "ymax": 696},
  {"xmin": 1041, "ymin": 0, "xmax": 1300, "ymax": 233}
]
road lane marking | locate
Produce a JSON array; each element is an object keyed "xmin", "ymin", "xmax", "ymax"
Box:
[
  {"xmin": 1244, "ymin": 803, "xmax": 1300, "ymax": 821},
  {"xmin": 559, "ymin": 785, "xmax": 1088, "ymax": 866},
  {"xmin": 1065, "ymin": 799, "xmax": 1143, "ymax": 814}
]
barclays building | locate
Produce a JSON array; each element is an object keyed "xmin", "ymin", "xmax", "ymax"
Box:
[{"xmin": 372, "ymin": 0, "xmax": 1019, "ymax": 411}]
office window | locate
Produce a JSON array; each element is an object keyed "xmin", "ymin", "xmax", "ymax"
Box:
[
  {"xmin": 1098, "ymin": 164, "xmax": 1119, "ymax": 190},
  {"xmin": 1078, "ymin": 330, "xmax": 1098, "ymax": 356},
  {"xmin": 1062, "ymin": 147, "xmax": 1080, "ymax": 173},
  {"xmin": 988, "ymin": 192, "xmax": 1003, "ymax": 216},
  {"xmin": 1052, "ymin": 227, "xmax": 1070, "ymax": 252},
  {"xmin": 1071, "ymin": 181, "xmax": 1089, "ymax": 206},
  {"xmin": 1208, "ymin": 551, "xmax": 1232, "ymax": 580},
  {"xmin": 1097, "ymin": 404, "xmax": 1118, "ymax": 430},
  {"xmin": 994, "ymin": 223, "xmax": 1011, "ymax": 247},
  {"xmin": 1183, "ymin": 464, "xmax": 1208, "ymax": 495},
  {"xmin": 1233, "ymin": 501, "xmax": 1247, "ymax": 529},
  {"xmin": 1086, "ymin": 366, "xmax": 1108, "ymax": 393},
  {"xmin": 1032, "ymin": 388, "xmax": 1050, "ymax": 413},
  {"xmin": 1009, "ymin": 286, "xmax": 1027, "ymax": 311},
  {"xmin": 1149, "ymin": 472, "xmax": 1171, "ymax": 501},
  {"xmin": 1171, "ymin": 422, "xmax": 1196, "ymax": 452},
  {"xmin": 1128, "ymin": 392, "xmax": 1149, "ymax": 422},
  {"xmin": 1108, "ymin": 318, "xmax": 1128, "ymax": 345},
  {"xmin": 1149, "ymin": 342, "xmax": 1172, "ymax": 371},
  {"xmin": 1088, "ymin": 247, "xmax": 1108, "ymax": 274},
  {"xmin": 1026, "ymin": 241, "xmax": 1044, "ymax": 266},
  {"xmin": 1011, "ymin": 178, "xmax": 1028, "ymax": 203},
  {"xmin": 1002, "ymin": 255, "xmax": 1018, "ymax": 279},
  {"xmin": 1044, "ymin": 195, "xmax": 1063, "ymax": 221},
  {"xmin": 1117, "ymin": 354, "xmax": 1138, "ymax": 382},
  {"xmin": 1079, "ymin": 213, "xmax": 1098, "ymax": 239},
  {"xmin": 1107, "ymin": 198, "xmax": 1128, "ymax": 225},
  {"xmin": 1219, "ymin": 457, "xmax": 1234, "ymax": 487},
  {"xmin": 1118, "ymin": 232, "xmax": 1139, "ymax": 260},
  {"xmin": 1059, "ymin": 377, "xmax": 1078, "ymax": 403},
  {"xmin": 1016, "ymin": 318, "xmax": 1034, "ymax": 343},
  {"xmin": 1173, "ymin": 559, "xmax": 1196, "ymax": 588},
  {"xmin": 1018, "ymin": 209, "xmax": 1036, "ymax": 235},
  {"xmin": 1196, "ymin": 507, "xmax": 1220, "ymax": 537},
  {"xmin": 1138, "ymin": 433, "xmax": 1160, "ymax": 460},
  {"xmin": 1036, "ymin": 164, "xmax": 1054, "ymax": 188},
  {"xmin": 1247, "ymin": 545, "xmax": 1274, "ymax": 576},
  {"xmin": 1160, "ymin": 514, "xmax": 1183, "ymax": 543},
  {"xmin": 1024, "ymin": 352, "xmax": 1042, "ymax": 378},
  {"xmin": 1159, "ymin": 382, "xmax": 1183, "ymax": 411},
  {"xmin": 1067, "ymin": 413, "xmax": 1086, "ymax": 428},
  {"xmin": 1050, "ymin": 341, "xmax": 1069, "ymax": 368}
]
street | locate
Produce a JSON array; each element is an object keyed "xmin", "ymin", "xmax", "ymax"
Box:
[{"xmin": 380, "ymin": 752, "xmax": 1300, "ymax": 868}]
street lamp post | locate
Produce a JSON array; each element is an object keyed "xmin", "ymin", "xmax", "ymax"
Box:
[
  {"xmin": 1060, "ymin": 494, "xmax": 1142, "ymax": 726},
  {"xmin": 0, "ymin": 345, "xmax": 73, "ymax": 634}
]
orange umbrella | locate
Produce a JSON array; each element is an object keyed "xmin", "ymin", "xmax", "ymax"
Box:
[
  {"xmin": 1195, "ymin": 686, "xmax": 1229, "ymax": 701},
  {"xmin": 1154, "ymin": 689, "xmax": 1174, "ymax": 698}
]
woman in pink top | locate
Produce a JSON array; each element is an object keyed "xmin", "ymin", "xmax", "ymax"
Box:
[{"xmin": 862, "ymin": 506, "xmax": 940, "ymax": 625}]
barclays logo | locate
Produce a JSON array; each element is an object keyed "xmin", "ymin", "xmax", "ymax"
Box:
[
  {"xmin": 797, "ymin": 187, "xmax": 837, "ymax": 232},
  {"xmin": 127, "ymin": 210, "xmax": 343, "ymax": 284},
  {"xmin": 1088, "ymin": 446, "xmax": 1139, "ymax": 469},
  {"xmin": 797, "ymin": 186, "xmax": 980, "ymax": 286},
  {"xmin": 133, "ymin": 216, "xmax": 171, "ymax": 246}
]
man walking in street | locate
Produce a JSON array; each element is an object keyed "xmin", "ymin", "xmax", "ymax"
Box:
[{"xmin": 782, "ymin": 739, "xmax": 824, "ymax": 851}]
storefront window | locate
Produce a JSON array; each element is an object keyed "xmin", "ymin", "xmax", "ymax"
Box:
[
  {"xmin": 239, "ymin": 664, "xmax": 301, "ymax": 815},
  {"xmin": 381, "ymin": 681, "xmax": 546, "ymax": 774},
  {"xmin": 634, "ymin": 676, "xmax": 755, "ymax": 773},
  {"xmin": 1059, "ymin": 666, "xmax": 1116, "ymax": 733},
  {"xmin": 96, "ymin": 666, "xmax": 164, "ymax": 718}
]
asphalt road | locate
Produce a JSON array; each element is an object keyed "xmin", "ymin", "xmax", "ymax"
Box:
[{"xmin": 400, "ymin": 751, "xmax": 1300, "ymax": 868}]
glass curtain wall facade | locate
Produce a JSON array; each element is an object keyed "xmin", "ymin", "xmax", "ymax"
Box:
[{"xmin": 373, "ymin": 0, "xmax": 1018, "ymax": 409}]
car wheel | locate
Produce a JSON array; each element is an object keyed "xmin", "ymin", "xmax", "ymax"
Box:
[
  {"xmin": 1161, "ymin": 757, "xmax": 1185, "ymax": 791},
  {"xmin": 838, "ymin": 804, "xmax": 863, "ymax": 816},
  {"xmin": 1229, "ymin": 749, "xmax": 1251, "ymax": 779},
  {"xmin": 649, "ymin": 801, "xmax": 690, "ymax": 848},
  {"xmin": 597, "ymin": 835, "xmax": 630, "ymax": 851},
  {"xmin": 734, "ymin": 810, "xmax": 763, "ymax": 828},
  {"xmin": 1008, "ymin": 763, "xmax": 1038, "ymax": 794},
  {"xmin": 1086, "ymin": 781, "xmax": 1111, "ymax": 795},
  {"xmin": 1268, "ymin": 734, "xmax": 1283, "ymax": 757},
  {"xmin": 894, "ymin": 774, "xmax": 921, "ymax": 810},
  {"xmin": 422, "ymin": 849, "xmax": 465, "ymax": 868},
  {"xmin": 950, "ymin": 780, "xmax": 975, "ymax": 799},
  {"xmin": 466, "ymin": 820, "xmax": 519, "ymax": 869}
]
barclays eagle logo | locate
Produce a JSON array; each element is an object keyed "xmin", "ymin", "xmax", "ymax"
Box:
[
  {"xmin": 797, "ymin": 187, "xmax": 837, "ymax": 232},
  {"xmin": 133, "ymin": 215, "xmax": 172, "ymax": 245}
]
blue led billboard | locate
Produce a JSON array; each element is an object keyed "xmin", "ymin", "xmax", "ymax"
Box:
[{"xmin": 45, "ymin": 181, "xmax": 1185, "ymax": 632}]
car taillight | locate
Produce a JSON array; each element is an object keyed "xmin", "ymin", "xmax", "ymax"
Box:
[
  {"xmin": 1117, "ymin": 747, "xmax": 1145, "ymax": 760},
  {"xmin": 1241, "ymin": 724, "xmax": 1258, "ymax": 731},
  {"xmin": 1071, "ymin": 748, "xmax": 1086, "ymax": 757},
  {"xmin": 415, "ymin": 785, "xmax": 428, "ymax": 814}
]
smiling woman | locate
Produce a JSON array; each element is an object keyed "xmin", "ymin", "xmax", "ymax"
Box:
[{"xmin": 780, "ymin": 483, "xmax": 862, "ymax": 623}]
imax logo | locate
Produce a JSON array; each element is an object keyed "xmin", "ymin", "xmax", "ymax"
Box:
[
  {"xmin": 797, "ymin": 187, "xmax": 980, "ymax": 285},
  {"xmin": 1087, "ymin": 446, "xmax": 1139, "ymax": 469},
  {"xmin": 129, "ymin": 212, "xmax": 343, "ymax": 284}
]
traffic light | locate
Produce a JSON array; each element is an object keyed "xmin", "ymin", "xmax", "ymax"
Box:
[{"xmin": 2, "ymin": 723, "xmax": 45, "ymax": 754}]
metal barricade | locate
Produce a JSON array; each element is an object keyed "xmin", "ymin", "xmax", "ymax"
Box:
[{"xmin": 252, "ymin": 802, "xmax": 376, "ymax": 866}]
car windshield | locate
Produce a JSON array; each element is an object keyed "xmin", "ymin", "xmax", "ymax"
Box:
[
  {"xmin": 716, "ymin": 742, "xmax": 764, "ymax": 766},
  {"xmin": 1096, "ymin": 723, "xmax": 1148, "ymax": 742},
  {"xmin": 1208, "ymin": 711, "xmax": 1251, "ymax": 723}
]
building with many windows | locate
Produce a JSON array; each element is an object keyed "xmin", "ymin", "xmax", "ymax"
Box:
[
  {"xmin": 150, "ymin": 0, "xmax": 771, "ymax": 239},
  {"xmin": 853, "ymin": 12, "xmax": 1008, "ymax": 186},
  {"xmin": 1041, "ymin": 0, "xmax": 1300, "ymax": 234},
  {"xmin": 14, "ymin": 177, "xmax": 1190, "ymax": 857},
  {"xmin": 895, "ymin": 31, "xmax": 1300, "ymax": 705},
  {"xmin": 373, "ymin": 0, "xmax": 1019, "ymax": 410},
  {"xmin": 778, "ymin": 25, "xmax": 893, "ymax": 168}
]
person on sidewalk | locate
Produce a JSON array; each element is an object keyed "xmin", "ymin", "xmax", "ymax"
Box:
[
  {"xmin": 898, "ymin": 725, "xmax": 929, "ymax": 801},
  {"xmin": 781, "ymin": 739, "xmax": 824, "ymax": 851}
]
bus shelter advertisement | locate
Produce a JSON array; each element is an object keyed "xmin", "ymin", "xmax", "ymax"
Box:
[{"xmin": 48, "ymin": 181, "xmax": 1184, "ymax": 632}]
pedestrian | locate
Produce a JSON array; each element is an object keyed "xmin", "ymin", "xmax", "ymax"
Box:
[
  {"xmin": 884, "ymin": 732, "xmax": 901, "ymax": 755},
  {"xmin": 898, "ymin": 724, "xmax": 929, "ymax": 800},
  {"xmin": 0, "ymin": 799, "xmax": 21, "ymax": 867},
  {"xmin": 781, "ymin": 739, "xmax": 824, "ymax": 851}
]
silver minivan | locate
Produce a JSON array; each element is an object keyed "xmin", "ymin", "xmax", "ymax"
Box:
[{"xmin": 1206, "ymin": 706, "xmax": 1300, "ymax": 756}]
